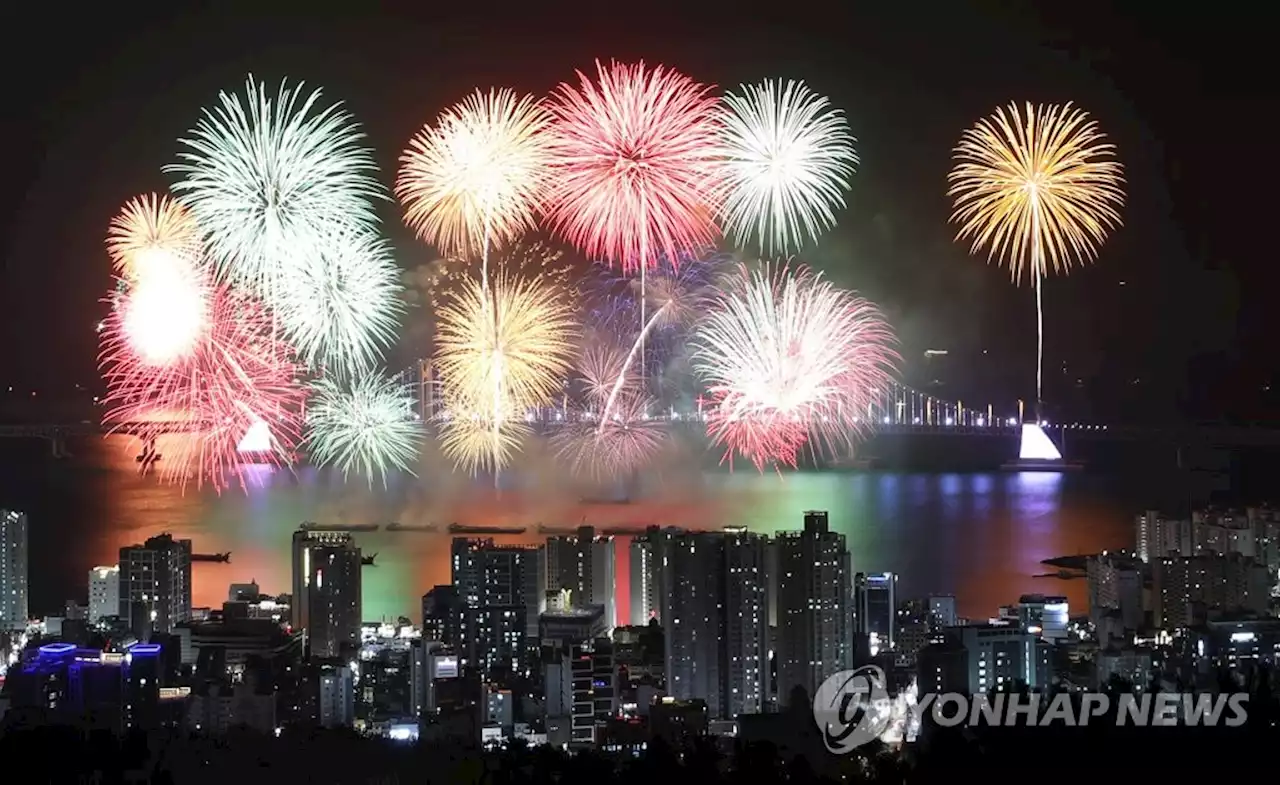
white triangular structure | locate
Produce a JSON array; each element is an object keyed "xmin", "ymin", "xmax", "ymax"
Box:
[
  {"xmin": 237, "ymin": 420, "xmax": 272, "ymax": 453},
  {"xmin": 1019, "ymin": 423, "xmax": 1063, "ymax": 461}
]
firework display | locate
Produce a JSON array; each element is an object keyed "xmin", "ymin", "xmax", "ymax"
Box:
[
  {"xmin": 168, "ymin": 76, "xmax": 383, "ymax": 304},
  {"xmin": 305, "ymin": 374, "xmax": 423, "ymax": 487},
  {"xmin": 948, "ymin": 101, "xmax": 1124, "ymax": 404},
  {"xmin": 553, "ymin": 392, "xmax": 665, "ymax": 479},
  {"xmin": 544, "ymin": 60, "xmax": 724, "ymax": 275},
  {"xmin": 718, "ymin": 80, "xmax": 858, "ymax": 255},
  {"xmin": 434, "ymin": 273, "xmax": 577, "ymax": 474},
  {"xmin": 272, "ymin": 228, "xmax": 404, "ymax": 377},
  {"xmin": 107, "ymin": 194, "xmax": 202, "ymax": 280},
  {"xmin": 397, "ymin": 89, "xmax": 553, "ymax": 273},
  {"xmin": 119, "ymin": 256, "xmax": 209, "ymax": 367},
  {"xmin": 96, "ymin": 63, "xmax": 1117, "ymax": 489},
  {"xmin": 692, "ymin": 264, "xmax": 899, "ymax": 470},
  {"xmin": 99, "ymin": 280, "xmax": 307, "ymax": 491}
]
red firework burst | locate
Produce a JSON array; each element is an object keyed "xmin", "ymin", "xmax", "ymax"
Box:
[
  {"xmin": 544, "ymin": 60, "xmax": 724, "ymax": 274},
  {"xmin": 99, "ymin": 277, "xmax": 307, "ymax": 492}
]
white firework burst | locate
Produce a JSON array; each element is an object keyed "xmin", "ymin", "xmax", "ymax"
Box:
[
  {"xmin": 275, "ymin": 229, "xmax": 405, "ymax": 377},
  {"xmin": 718, "ymin": 80, "xmax": 858, "ymax": 256},
  {"xmin": 305, "ymin": 373, "xmax": 422, "ymax": 486},
  {"xmin": 168, "ymin": 75, "xmax": 384, "ymax": 303}
]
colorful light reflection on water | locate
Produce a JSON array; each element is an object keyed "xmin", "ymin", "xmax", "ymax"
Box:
[{"xmin": 9, "ymin": 435, "xmax": 1138, "ymax": 624}]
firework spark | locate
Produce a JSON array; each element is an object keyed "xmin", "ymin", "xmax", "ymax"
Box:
[
  {"xmin": 305, "ymin": 373, "xmax": 422, "ymax": 487},
  {"xmin": 948, "ymin": 101, "xmax": 1124, "ymax": 403},
  {"xmin": 692, "ymin": 263, "xmax": 899, "ymax": 470},
  {"xmin": 434, "ymin": 273, "xmax": 576, "ymax": 474},
  {"xmin": 168, "ymin": 75, "xmax": 383, "ymax": 303},
  {"xmin": 553, "ymin": 392, "xmax": 665, "ymax": 479},
  {"xmin": 718, "ymin": 80, "xmax": 858, "ymax": 255},
  {"xmin": 397, "ymin": 88, "xmax": 553, "ymax": 274},
  {"xmin": 273, "ymin": 228, "xmax": 404, "ymax": 377},
  {"xmin": 107, "ymin": 194, "xmax": 202, "ymax": 280},
  {"xmin": 437, "ymin": 400, "xmax": 532, "ymax": 476},
  {"xmin": 99, "ymin": 280, "xmax": 307, "ymax": 492},
  {"xmin": 544, "ymin": 60, "xmax": 724, "ymax": 275},
  {"xmin": 119, "ymin": 258, "xmax": 209, "ymax": 367}
]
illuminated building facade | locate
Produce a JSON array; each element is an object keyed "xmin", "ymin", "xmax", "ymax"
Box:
[
  {"xmin": 776, "ymin": 511, "xmax": 851, "ymax": 707},
  {"xmin": 88, "ymin": 565, "xmax": 120, "ymax": 624},
  {"xmin": 119, "ymin": 534, "xmax": 191, "ymax": 636},
  {"xmin": 291, "ymin": 530, "xmax": 362, "ymax": 658},
  {"xmin": 662, "ymin": 529, "xmax": 770, "ymax": 719},
  {"xmin": 0, "ymin": 509, "xmax": 28, "ymax": 629}
]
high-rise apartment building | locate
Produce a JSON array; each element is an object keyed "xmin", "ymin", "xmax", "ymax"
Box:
[
  {"xmin": 451, "ymin": 538, "xmax": 542, "ymax": 670},
  {"xmin": 0, "ymin": 509, "xmax": 29, "ymax": 629},
  {"xmin": 1086, "ymin": 554, "xmax": 1142, "ymax": 630},
  {"xmin": 1153, "ymin": 552, "xmax": 1270, "ymax": 629},
  {"xmin": 854, "ymin": 572, "xmax": 898, "ymax": 653},
  {"xmin": 629, "ymin": 526, "xmax": 675, "ymax": 624},
  {"xmin": 662, "ymin": 530, "xmax": 770, "ymax": 719},
  {"xmin": 291, "ymin": 530, "xmax": 362, "ymax": 658},
  {"xmin": 421, "ymin": 585, "xmax": 465, "ymax": 647},
  {"xmin": 1136, "ymin": 510, "xmax": 1193, "ymax": 563},
  {"xmin": 119, "ymin": 533, "xmax": 192, "ymax": 635},
  {"xmin": 776, "ymin": 511, "xmax": 851, "ymax": 707},
  {"xmin": 546, "ymin": 526, "xmax": 616, "ymax": 630},
  {"xmin": 88, "ymin": 565, "xmax": 120, "ymax": 624}
]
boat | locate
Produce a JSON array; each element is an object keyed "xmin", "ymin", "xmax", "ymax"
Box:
[
  {"xmin": 299, "ymin": 521, "xmax": 380, "ymax": 532},
  {"xmin": 1000, "ymin": 459, "xmax": 1085, "ymax": 472},
  {"xmin": 192, "ymin": 552, "xmax": 231, "ymax": 563},
  {"xmin": 385, "ymin": 522, "xmax": 439, "ymax": 533},
  {"xmin": 448, "ymin": 523, "xmax": 527, "ymax": 535},
  {"xmin": 537, "ymin": 524, "xmax": 577, "ymax": 535}
]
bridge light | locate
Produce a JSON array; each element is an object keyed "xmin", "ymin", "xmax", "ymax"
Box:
[
  {"xmin": 912, "ymin": 417, "xmax": 921, "ymax": 425},
  {"xmin": 944, "ymin": 417, "xmax": 954, "ymax": 426},
  {"xmin": 976, "ymin": 417, "xmax": 985, "ymax": 427}
]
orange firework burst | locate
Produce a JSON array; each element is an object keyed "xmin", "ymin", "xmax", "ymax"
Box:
[{"xmin": 106, "ymin": 194, "xmax": 202, "ymax": 280}]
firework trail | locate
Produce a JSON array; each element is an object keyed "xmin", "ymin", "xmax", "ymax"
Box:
[
  {"xmin": 718, "ymin": 80, "xmax": 858, "ymax": 255},
  {"xmin": 107, "ymin": 194, "xmax": 202, "ymax": 280},
  {"xmin": 434, "ymin": 273, "xmax": 576, "ymax": 477},
  {"xmin": 692, "ymin": 263, "xmax": 899, "ymax": 470},
  {"xmin": 397, "ymin": 88, "xmax": 553, "ymax": 283},
  {"xmin": 168, "ymin": 75, "xmax": 383, "ymax": 307},
  {"xmin": 99, "ymin": 279, "xmax": 307, "ymax": 492},
  {"xmin": 305, "ymin": 373, "xmax": 422, "ymax": 487},
  {"xmin": 593, "ymin": 253, "xmax": 724, "ymax": 429},
  {"xmin": 948, "ymin": 102, "xmax": 1124, "ymax": 408},
  {"xmin": 272, "ymin": 227, "xmax": 404, "ymax": 377}
]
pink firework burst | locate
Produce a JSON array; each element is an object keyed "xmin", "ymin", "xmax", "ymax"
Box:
[
  {"xmin": 544, "ymin": 60, "xmax": 725, "ymax": 274},
  {"xmin": 692, "ymin": 263, "xmax": 899, "ymax": 470},
  {"xmin": 99, "ymin": 277, "xmax": 307, "ymax": 492},
  {"xmin": 553, "ymin": 392, "xmax": 666, "ymax": 479}
]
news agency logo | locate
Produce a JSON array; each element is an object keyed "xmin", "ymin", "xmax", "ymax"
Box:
[
  {"xmin": 814, "ymin": 666, "xmax": 1251, "ymax": 754},
  {"xmin": 812, "ymin": 665, "xmax": 893, "ymax": 754}
]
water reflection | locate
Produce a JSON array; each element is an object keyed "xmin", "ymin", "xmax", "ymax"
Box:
[{"xmin": 7, "ymin": 437, "xmax": 1136, "ymax": 626}]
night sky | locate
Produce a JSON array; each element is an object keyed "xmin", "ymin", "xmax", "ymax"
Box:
[{"xmin": 1, "ymin": 4, "xmax": 1271, "ymax": 424}]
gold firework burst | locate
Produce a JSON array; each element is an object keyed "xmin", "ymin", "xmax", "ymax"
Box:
[{"xmin": 434, "ymin": 272, "xmax": 576, "ymax": 474}]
